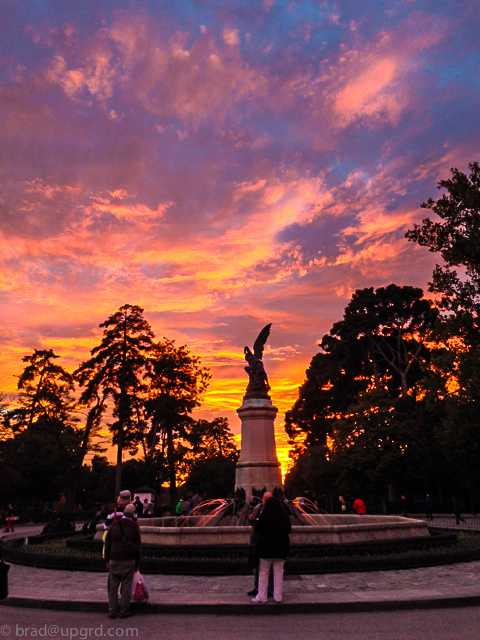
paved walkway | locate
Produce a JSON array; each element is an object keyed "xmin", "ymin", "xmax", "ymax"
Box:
[
  {"xmin": 2, "ymin": 520, "xmax": 480, "ymax": 614},
  {"xmin": 2, "ymin": 559, "xmax": 480, "ymax": 614}
]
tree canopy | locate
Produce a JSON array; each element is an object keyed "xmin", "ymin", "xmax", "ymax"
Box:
[
  {"xmin": 0, "ymin": 304, "xmax": 229, "ymax": 510},
  {"xmin": 285, "ymin": 284, "xmax": 437, "ymax": 453},
  {"xmin": 406, "ymin": 161, "xmax": 480, "ymax": 335},
  {"xmin": 142, "ymin": 338, "xmax": 211, "ymax": 508},
  {"xmin": 75, "ymin": 304, "xmax": 155, "ymax": 498},
  {"xmin": 405, "ymin": 161, "xmax": 480, "ymax": 507}
]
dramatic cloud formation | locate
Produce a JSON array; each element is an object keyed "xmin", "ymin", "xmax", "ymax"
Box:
[{"xmin": 1, "ymin": 0, "xmax": 479, "ymax": 471}]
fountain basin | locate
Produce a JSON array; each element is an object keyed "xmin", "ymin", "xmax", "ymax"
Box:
[{"xmin": 95, "ymin": 515, "xmax": 429, "ymax": 546}]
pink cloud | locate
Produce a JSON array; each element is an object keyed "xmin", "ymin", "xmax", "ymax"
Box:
[{"xmin": 42, "ymin": 14, "xmax": 268, "ymax": 128}]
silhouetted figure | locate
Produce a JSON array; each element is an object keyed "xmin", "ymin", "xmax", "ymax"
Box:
[
  {"xmin": 367, "ymin": 496, "xmax": 376, "ymax": 515},
  {"xmin": 453, "ymin": 497, "xmax": 465, "ymax": 525},
  {"xmin": 3, "ymin": 505, "xmax": 15, "ymax": 532},
  {"xmin": 42, "ymin": 517, "xmax": 57, "ymax": 534},
  {"xmin": 244, "ymin": 324, "xmax": 272, "ymax": 398},
  {"xmin": 425, "ymin": 495, "xmax": 433, "ymax": 521},
  {"xmin": 82, "ymin": 514, "xmax": 100, "ymax": 534},
  {"xmin": 345, "ymin": 497, "xmax": 353, "ymax": 514},
  {"xmin": 252, "ymin": 496, "xmax": 291, "ymax": 604},
  {"xmin": 134, "ymin": 497, "xmax": 143, "ymax": 518},
  {"xmin": 248, "ymin": 492, "xmax": 274, "ymax": 598},
  {"xmin": 272, "ymin": 487, "xmax": 284, "ymax": 500}
]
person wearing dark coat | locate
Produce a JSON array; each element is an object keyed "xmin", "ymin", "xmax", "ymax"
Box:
[
  {"xmin": 453, "ymin": 497, "xmax": 465, "ymax": 525},
  {"xmin": 425, "ymin": 495, "xmax": 433, "ymax": 521},
  {"xmin": 252, "ymin": 496, "xmax": 291, "ymax": 604},
  {"xmin": 104, "ymin": 503, "xmax": 141, "ymax": 619}
]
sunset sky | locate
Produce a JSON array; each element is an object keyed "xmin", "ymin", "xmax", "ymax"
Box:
[{"xmin": 1, "ymin": 0, "xmax": 479, "ymax": 472}]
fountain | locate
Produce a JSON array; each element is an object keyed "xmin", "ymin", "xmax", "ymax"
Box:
[{"xmin": 95, "ymin": 323, "xmax": 430, "ymax": 547}]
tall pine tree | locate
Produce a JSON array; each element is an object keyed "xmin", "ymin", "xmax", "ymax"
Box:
[{"xmin": 75, "ymin": 304, "xmax": 154, "ymax": 499}]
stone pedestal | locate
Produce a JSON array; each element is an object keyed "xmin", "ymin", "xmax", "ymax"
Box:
[{"xmin": 235, "ymin": 397, "xmax": 282, "ymax": 497}]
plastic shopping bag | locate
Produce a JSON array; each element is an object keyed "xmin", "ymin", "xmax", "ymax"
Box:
[
  {"xmin": 131, "ymin": 570, "xmax": 149, "ymax": 603},
  {"xmin": 102, "ymin": 530, "xmax": 108, "ymax": 559}
]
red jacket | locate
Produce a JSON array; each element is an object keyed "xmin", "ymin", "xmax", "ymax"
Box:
[{"xmin": 353, "ymin": 499, "xmax": 367, "ymax": 514}]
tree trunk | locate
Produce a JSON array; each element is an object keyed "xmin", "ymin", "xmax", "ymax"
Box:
[
  {"xmin": 65, "ymin": 472, "xmax": 77, "ymax": 512},
  {"xmin": 115, "ymin": 428, "xmax": 124, "ymax": 500},
  {"xmin": 167, "ymin": 424, "xmax": 177, "ymax": 509},
  {"xmin": 115, "ymin": 313, "xmax": 128, "ymax": 500},
  {"xmin": 382, "ymin": 494, "xmax": 387, "ymax": 515}
]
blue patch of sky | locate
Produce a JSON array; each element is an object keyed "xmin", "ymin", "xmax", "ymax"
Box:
[
  {"xmin": 277, "ymin": 214, "xmax": 357, "ymax": 260},
  {"xmin": 324, "ymin": 158, "xmax": 361, "ymax": 188},
  {"xmin": 1, "ymin": 0, "xmax": 116, "ymax": 79},
  {"xmin": 172, "ymin": 0, "xmax": 347, "ymax": 58},
  {"xmin": 422, "ymin": 53, "xmax": 480, "ymax": 89},
  {"xmin": 6, "ymin": 0, "xmax": 113, "ymax": 31},
  {"xmin": 1, "ymin": 15, "xmax": 45, "ymax": 77},
  {"xmin": 246, "ymin": 112, "xmax": 296, "ymax": 146}
]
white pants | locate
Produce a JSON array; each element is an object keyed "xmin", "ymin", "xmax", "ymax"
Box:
[{"xmin": 258, "ymin": 557, "xmax": 285, "ymax": 602}]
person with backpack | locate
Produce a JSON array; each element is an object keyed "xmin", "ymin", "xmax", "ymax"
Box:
[{"xmin": 104, "ymin": 503, "xmax": 141, "ymax": 619}]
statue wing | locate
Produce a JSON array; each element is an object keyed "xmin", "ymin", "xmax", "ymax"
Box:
[{"xmin": 253, "ymin": 323, "xmax": 272, "ymax": 360}]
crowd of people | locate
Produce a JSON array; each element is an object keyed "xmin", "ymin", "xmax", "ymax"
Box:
[{"xmin": 174, "ymin": 492, "xmax": 203, "ymax": 517}]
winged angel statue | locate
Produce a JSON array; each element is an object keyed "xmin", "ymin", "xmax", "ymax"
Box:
[{"xmin": 244, "ymin": 323, "xmax": 272, "ymax": 398}]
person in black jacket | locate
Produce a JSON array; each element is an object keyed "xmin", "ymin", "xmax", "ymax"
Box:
[{"xmin": 252, "ymin": 496, "xmax": 291, "ymax": 604}]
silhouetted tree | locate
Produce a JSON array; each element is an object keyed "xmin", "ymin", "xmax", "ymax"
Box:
[
  {"xmin": 185, "ymin": 457, "xmax": 237, "ymax": 499},
  {"xmin": 188, "ymin": 417, "xmax": 239, "ymax": 462},
  {"xmin": 285, "ymin": 285, "xmax": 437, "ymax": 452},
  {"xmin": 143, "ymin": 338, "xmax": 211, "ymax": 508},
  {"xmin": 406, "ymin": 161, "xmax": 480, "ymax": 336},
  {"xmin": 407, "ymin": 162, "xmax": 480, "ymax": 508},
  {"xmin": 0, "ymin": 349, "xmax": 95, "ymax": 509},
  {"xmin": 75, "ymin": 304, "xmax": 154, "ymax": 499}
]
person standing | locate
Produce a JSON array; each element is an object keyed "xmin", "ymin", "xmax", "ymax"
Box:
[
  {"xmin": 134, "ymin": 496, "xmax": 143, "ymax": 518},
  {"xmin": 252, "ymin": 496, "xmax": 291, "ymax": 604},
  {"xmin": 104, "ymin": 503, "xmax": 141, "ymax": 619},
  {"xmin": 453, "ymin": 497, "xmax": 465, "ymax": 525},
  {"xmin": 104, "ymin": 490, "xmax": 137, "ymax": 530},
  {"xmin": 425, "ymin": 495, "xmax": 433, "ymax": 521},
  {"xmin": 191, "ymin": 492, "xmax": 202, "ymax": 512},
  {"xmin": 4, "ymin": 504, "xmax": 15, "ymax": 532},
  {"xmin": 181, "ymin": 498, "xmax": 190, "ymax": 517},
  {"xmin": 345, "ymin": 496, "xmax": 353, "ymax": 514},
  {"xmin": 248, "ymin": 493, "xmax": 274, "ymax": 598}
]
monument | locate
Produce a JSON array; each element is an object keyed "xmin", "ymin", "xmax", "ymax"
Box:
[{"xmin": 235, "ymin": 323, "xmax": 283, "ymax": 496}]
